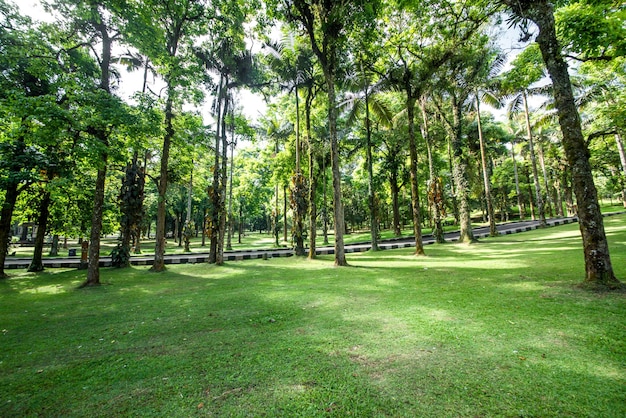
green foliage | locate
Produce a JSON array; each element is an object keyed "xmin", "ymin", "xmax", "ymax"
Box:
[
  {"xmin": 500, "ymin": 43, "xmax": 546, "ymax": 93},
  {"xmin": 109, "ymin": 241, "xmax": 131, "ymax": 268},
  {"xmin": 555, "ymin": 0, "xmax": 626, "ymax": 60}
]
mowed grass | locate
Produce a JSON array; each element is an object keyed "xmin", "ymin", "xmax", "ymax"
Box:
[{"xmin": 1, "ymin": 217, "xmax": 625, "ymax": 417}]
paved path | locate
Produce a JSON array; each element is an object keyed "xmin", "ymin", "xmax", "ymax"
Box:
[{"xmin": 5, "ymin": 213, "xmax": 624, "ymax": 270}]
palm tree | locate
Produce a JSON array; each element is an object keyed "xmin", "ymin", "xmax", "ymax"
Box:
[
  {"xmin": 467, "ymin": 51, "xmax": 507, "ymax": 237},
  {"xmin": 341, "ymin": 61, "xmax": 393, "ymax": 251},
  {"xmin": 501, "ymin": 44, "xmax": 551, "ymax": 227},
  {"xmin": 263, "ymin": 32, "xmax": 317, "ymax": 256}
]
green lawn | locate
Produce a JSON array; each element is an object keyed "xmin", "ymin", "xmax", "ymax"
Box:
[{"xmin": 1, "ymin": 216, "xmax": 625, "ymax": 417}]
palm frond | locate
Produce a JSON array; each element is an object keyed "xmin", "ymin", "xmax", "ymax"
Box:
[
  {"xmin": 506, "ymin": 93, "xmax": 524, "ymax": 118},
  {"xmin": 481, "ymin": 90, "xmax": 503, "ymax": 109}
]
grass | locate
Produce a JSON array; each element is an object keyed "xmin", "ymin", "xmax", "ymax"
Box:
[
  {"xmin": 9, "ymin": 200, "xmax": 625, "ymax": 259},
  {"xmin": 1, "ymin": 216, "xmax": 625, "ymax": 417}
]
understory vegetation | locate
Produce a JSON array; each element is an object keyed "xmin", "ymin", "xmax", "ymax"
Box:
[{"xmin": 1, "ymin": 216, "xmax": 624, "ymax": 417}]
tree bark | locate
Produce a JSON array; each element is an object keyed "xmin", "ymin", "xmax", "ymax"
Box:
[
  {"xmin": 307, "ymin": 92, "xmax": 317, "ymax": 259},
  {"xmin": 209, "ymin": 75, "xmax": 224, "ymax": 264},
  {"xmin": 504, "ymin": 0, "xmax": 620, "ymax": 288},
  {"xmin": 327, "ymin": 74, "xmax": 347, "ymax": 265},
  {"xmin": 449, "ymin": 95, "xmax": 475, "ymax": 243},
  {"xmin": 364, "ymin": 80, "xmax": 379, "ymax": 251},
  {"xmin": 510, "ymin": 139, "xmax": 525, "ymax": 220},
  {"xmin": 476, "ymin": 97, "xmax": 497, "ymax": 237},
  {"xmin": 421, "ymin": 99, "xmax": 445, "ymax": 244},
  {"xmin": 406, "ymin": 96, "xmax": 425, "ymax": 255},
  {"xmin": 152, "ymin": 86, "xmax": 174, "ymax": 272},
  {"xmin": 389, "ymin": 168, "xmax": 402, "ymax": 237},
  {"xmin": 523, "ymin": 91, "xmax": 546, "ymax": 227},
  {"xmin": 83, "ymin": 160, "xmax": 107, "ymax": 286},
  {"xmin": 292, "ymin": 82, "xmax": 307, "ymax": 256},
  {"xmin": 614, "ymin": 132, "xmax": 626, "ymax": 208},
  {"xmin": 0, "ymin": 183, "xmax": 20, "ymax": 279},
  {"xmin": 226, "ymin": 128, "xmax": 235, "ymax": 251},
  {"xmin": 82, "ymin": 20, "xmax": 113, "ymax": 286},
  {"xmin": 217, "ymin": 95, "xmax": 229, "ymax": 265},
  {"xmin": 28, "ymin": 191, "xmax": 51, "ymax": 272}
]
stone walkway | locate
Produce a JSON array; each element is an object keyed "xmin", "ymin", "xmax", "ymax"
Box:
[{"xmin": 5, "ymin": 213, "xmax": 624, "ymax": 270}]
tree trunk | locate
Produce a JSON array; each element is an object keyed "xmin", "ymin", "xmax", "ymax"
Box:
[
  {"xmin": 446, "ymin": 137, "xmax": 460, "ymax": 224},
  {"xmin": 523, "ymin": 91, "xmax": 547, "ymax": 227},
  {"xmin": 0, "ymin": 183, "xmax": 20, "ymax": 278},
  {"xmin": 81, "ymin": 19, "xmax": 113, "ymax": 286},
  {"xmin": 508, "ymin": 0, "xmax": 620, "ymax": 288},
  {"xmin": 28, "ymin": 191, "xmax": 51, "ymax": 272},
  {"xmin": 322, "ymin": 154, "xmax": 329, "ymax": 245},
  {"xmin": 83, "ymin": 160, "xmax": 107, "ymax": 286},
  {"xmin": 283, "ymin": 184, "xmax": 288, "ymax": 244},
  {"xmin": 406, "ymin": 96, "xmax": 425, "ymax": 254},
  {"xmin": 511, "ymin": 140, "xmax": 526, "ymax": 221},
  {"xmin": 307, "ymin": 95, "xmax": 317, "ymax": 259},
  {"xmin": 614, "ymin": 132, "xmax": 626, "ymax": 208},
  {"xmin": 537, "ymin": 141, "xmax": 554, "ymax": 217},
  {"xmin": 389, "ymin": 169, "xmax": 402, "ymax": 237},
  {"xmin": 364, "ymin": 82, "xmax": 379, "ymax": 251},
  {"xmin": 449, "ymin": 96, "xmax": 475, "ymax": 243},
  {"xmin": 51, "ymin": 235, "xmax": 60, "ymax": 256},
  {"xmin": 292, "ymin": 83, "xmax": 307, "ymax": 256},
  {"xmin": 327, "ymin": 74, "xmax": 347, "ymax": 265},
  {"xmin": 152, "ymin": 88, "xmax": 175, "ymax": 272},
  {"xmin": 217, "ymin": 96, "xmax": 229, "ymax": 265},
  {"xmin": 209, "ymin": 76, "xmax": 224, "ymax": 264},
  {"xmin": 476, "ymin": 97, "xmax": 497, "ymax": 237},
  {"xmin": 421, "ymin": 99, "xmax": 445, "ymax": 244},
  {"xmin": 226, "ymin": 130, "xmax": 235, "ymax": 251}
]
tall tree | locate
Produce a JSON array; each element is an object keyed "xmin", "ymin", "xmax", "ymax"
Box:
[
  {"xmin": 342, "ymin": 60, "xmax": 392, "ymax": 252},
  {"xmin": 276, "ymin": 0, "xmax": 380, "ymax": 266},
  {"xmin": 501, "ymin": 0, "xmax": 622, "ymax": 289},
  {"xmin": 501, "ymin": 44, "xmax": 549, "ymax": 227},
  {"xmin": 470, "ymin": 51, "xmax": 506, "ymax": 237},
  {"xmin": 122, "ymin": 0, "xmax": 208, "ymax": 272},
  {"xmin": 0, "ymin": 4, "xmax": 55, "ymax": 277},
  {"xmin": 41, "ymin": 0, "xmax": 126, "ymax": 286}
]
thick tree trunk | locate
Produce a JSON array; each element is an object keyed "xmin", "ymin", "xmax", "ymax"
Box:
[
  {"xmin": 0, "ymin": 183, "xmax": 20, "ymax": 278},
  {"xmin": 28, "ymin": 191, "xmax": 51, "ymax": 272},
  {"xmin": 406, "ymin": 96, "xmax": 425, "ymax": 255},
  {"xmin": 508, "ymin": 0, "xmax": 620, "ymax": 288}
]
